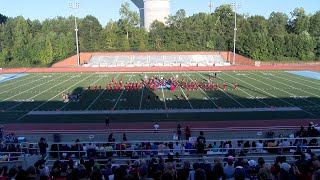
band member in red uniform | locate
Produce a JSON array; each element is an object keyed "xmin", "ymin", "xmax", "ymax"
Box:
[
  {"xmin": 216, "ymin": 83, "xmax": 219, "ymax": 90},
  {"xmin": 94, "ymin": 85, "xmax": 97, "ymax": 91},
  {"xmin": 87, "ymin": 85, "xmax": 91, "ymax": 91},
  {"xmin": 234, "ymin": 83, "xmax": 238, "ymax": 90},
  {"xmin": 223, "ymin": 83, "xmax": 227, "ymax": 90},
  {"xmin": 98, "ymin": 85, "xmax": 102, "ymax": 91}
]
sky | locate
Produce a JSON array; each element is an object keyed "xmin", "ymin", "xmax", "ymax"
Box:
[{"xmin": 0, "ymin": 0, "xmax": 319, "ymax": 26}]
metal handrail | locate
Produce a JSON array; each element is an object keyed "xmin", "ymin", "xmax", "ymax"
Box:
[{"xmin": 3, "ymin": 125, "xmax": 305, "ymax": 134}]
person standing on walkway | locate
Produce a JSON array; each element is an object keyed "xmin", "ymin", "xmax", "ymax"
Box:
[
  {"xmin": 105, "ymin": 116, "xmax": 110, "ymax": 130},
  {"xmin": 154, "ymin": 123, "xmax": 160, "ymax": 133},
  {"xmin": 38, "ymin": 137, "xmax": 48, "ymax": 159}
]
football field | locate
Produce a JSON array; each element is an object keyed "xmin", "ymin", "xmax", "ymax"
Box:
[{"xmin": 0, "ymin": 70, "xmax": 319, "ymax": 123}]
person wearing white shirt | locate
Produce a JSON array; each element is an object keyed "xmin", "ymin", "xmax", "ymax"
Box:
[
  {"xmin": 154, "ymin": 123, "xmax": 160, "ymax": 133},
  {"xmin": 173, "ymin": 142, "xmax": 182, "ymax": 154},
  {"xmin": 256, "ymin": 140, "xmax": 264, "ymax": 153}
]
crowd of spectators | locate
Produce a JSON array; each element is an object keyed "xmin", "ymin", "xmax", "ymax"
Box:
[
  {"xmin": 1, "ymin": 151, "xmax": 320, "ymax": 179},
  {"xmin": 0, "ymin": 122, "xmax": 319, "ymax": 179}
]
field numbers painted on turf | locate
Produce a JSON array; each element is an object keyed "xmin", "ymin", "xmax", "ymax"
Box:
[
  {"xmin": 246, "ymin": 97, "xmax": 266, "ymax": 99},
  {"xmin": 262, "ymin": 73, "xmax": 273, "ymax": 76},
  {"xmin": 42, "ymin": 76, "xmax": 52, "ymax": 78},
  {"xmin": 119, "ymin": 99, "xmax": 127, "ymax": 102},
  {"xmin": 182, "ymin": 74, "xmax": 194, "ymax": 77},
  {"xmin": 95, "ymin": 75, "xmax": 108, "ymax": 78},
  {"xmin": 204, "ymin": 97, "xmax": 221, "ymax": 100},
  {"xmin": 14, "ymin": 99, "xmax": 34, "ymax": 102},
  {"xmin": 236, "ymin": 74, "xmax": 247, "ymax": 76},
  {"xmin": 290, "ymin": 96, "xmax": 309, "ymax": 99}
]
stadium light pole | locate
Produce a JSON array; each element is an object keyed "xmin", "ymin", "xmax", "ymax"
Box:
[
  {"xmin": 69, "ymin": 2, "xmax": 81, "ymax": 66},
  {"xmin": 208, "ymin": 0, "xmax": 214, "ymax": 13},
  {"xmin": 231, "ymin": 2, "xmax": 241, "ymax": 65}
]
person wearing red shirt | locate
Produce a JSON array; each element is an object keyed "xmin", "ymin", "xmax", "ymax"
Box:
[
  {"xmin": 223, "ymin": 83, "xmax": 227, "ymax": 91},
  {"xmin": 234, "ymin": 83, "xmax": 238, "ymax": 90}
]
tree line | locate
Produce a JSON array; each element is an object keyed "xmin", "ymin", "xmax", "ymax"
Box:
[{"xmin": 0, "ymin": 3, "xmax": 319, "ymax": 67}]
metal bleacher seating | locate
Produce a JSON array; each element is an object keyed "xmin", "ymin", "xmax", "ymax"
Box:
[
  {"xmin": 83, "ymin": 54, "xmax": 229, "ymax": 67},
  {"xmin": 23, "ymin": 136, "xmax": 320, "ymax": 168}
]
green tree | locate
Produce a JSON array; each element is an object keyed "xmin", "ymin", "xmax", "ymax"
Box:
[
  {"xmin": 101, "ymin": 21, "xmax": 119, "ymax": 51},
  {"xmin": 44, "ymin": 35, "xmax": 53, "ymax": 65},
  {"xmin": 310, "ymin": 11, "xmax": 320, "ymax": 37},
  {"xmin": 11, "ymin": 16, "xmax": 33, "ymax": 64},
  {"xmin": 148, "ymin": 21, "xmax": 167, "ymax": 51},
  {"xmin": 289, "ymin": 8, "xmax": 310, "ymax": 34},
  {"xmin": 0, "ymin": 13, "xmax": 8, "ymax": 24},
  {"xmin": 297, "ymin": 31, "xmax": 316, "ymax": 60},
  {"xmin": 119, "ymin": 2, "xmax": 140, "ymax": 40},
  {"xmin": 79, "ymin": 15, "xmax": 103, "ymax": 52}
]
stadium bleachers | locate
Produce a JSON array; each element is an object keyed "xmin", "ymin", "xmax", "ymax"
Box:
[
  {"xmin": 83, "ymin": 54, "xmax": 229, "ymax": 67},
  {"xmin": 1, "ymin": 124, "xmax": 319, "ymax": 179}
]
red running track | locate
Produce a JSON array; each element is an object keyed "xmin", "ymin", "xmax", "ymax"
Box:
[
  {"xmin": 2, "ymin": 119, "xmax": 319, "ymax": 132},
  {"xmin": 0, "ymin": 65, "xmax": 320, "ymax": 73}
]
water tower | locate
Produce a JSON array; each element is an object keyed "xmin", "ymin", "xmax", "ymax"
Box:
[{"xmin": 131, "ymin": 0, "xmax": 170, "ymax": 30}]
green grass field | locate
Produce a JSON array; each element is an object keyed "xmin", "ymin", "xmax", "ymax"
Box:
[{"xmin": 0, "ymin": 70, "xmax": 319, "ymax": 123}]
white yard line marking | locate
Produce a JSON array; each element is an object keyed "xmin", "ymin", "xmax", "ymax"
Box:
[
  {"xmin": 273, "ymin": 72, "xmax": 320, "ymax": 90},
  {"xmin": 0, "ymin": 74, "xmax": 41, "ymax": 88},
  {"xmin": 1, "ymin": 74, "xmax": 68, "ymax": 102},
  {"xmin": 283, "ymin": 72, "xmax": 320, "ymax": 86},
  {"xmin": 158, "ymin": 72, "xmax": 167, "ymax": 109},
  {"xmin": 86, "ymin": 73, "xmax": 120, "ymax": 110},
  {"xmin": 59, "ymin": 72, "xmax": 109, "ymax": 110},
  {"xmin": 241, "ymin": 72, "xmax": 316, "ymax": 116},
  {"xmin": 16, "ymin": 73, "xmax": 96, "ymax": 121},
  {"xmin": 7, "ymin": 75, "xmax": 77, "ymax": 110},
  {"xmin": 223, "ymin": 72, "xmax": 302, "ymax": 107},
  {"xmin": 250, "ymin": 72, "xmax": 320, "ymax": 106},
  {"xmin": 0, "ymin": 76, "xmax": 48, "ymax": 95},
  {"xmin": 220, "ymin": 72, "xmax": 270, "ymax": 108},
  {"xmin": 139, "ymin": 83, "xmax": 145, "ymax": 110},
  {"xmin": 185, "ymin": 73, "xmax": 219, "ymax": 108},
  {"xmin": 171, "ymin": 72, "xmax": 193, "ymax": 109},
  {"xmin": 112, "ymin": 72, "xmax": 133, "ymax": 110},
  {"xmin": 196, "ymin": 72, "xmax": 245, "ymax": 108}
]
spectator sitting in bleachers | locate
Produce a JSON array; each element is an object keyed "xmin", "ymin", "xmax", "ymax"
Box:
[
  {"xmin": 150, "ymin": 143, "xmax": 158, "ymax": 156},
  {"xmin": 173, "ymin": 142, "xmax": 182, "ymax": 155},
  {"xmin": 256, "ymin": 140, "xmax": 264, "ymax": 153},
  {"xmin": 267, "ymin": 140, "xmax": 278, "ymax": 153},
  {"xmin": 177, "ymin": 160, "xmax": 190, "ymax": 180},
  {"xmin": 224, "ymin": 156, "xmax": 235, "ymax": 179}
]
